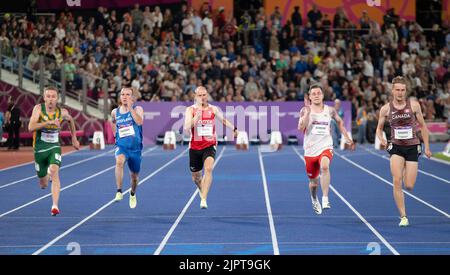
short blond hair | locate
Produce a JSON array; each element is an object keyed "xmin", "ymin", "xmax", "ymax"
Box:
[
  {"xmin": 392, "ymin": 76, "xmax": 407, "ymax": 86},
  {"xmin": 194, "ymin": 86, "xmax": 207, "ymax": 94},
  {"xmin": 44, "ymin": 86, "xmax": 59, "ymax": 95}
]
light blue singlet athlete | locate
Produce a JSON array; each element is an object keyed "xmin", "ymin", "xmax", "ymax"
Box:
[{"xmin": 115, "ymin": 105, "xmax": 143, "ymax": 173}]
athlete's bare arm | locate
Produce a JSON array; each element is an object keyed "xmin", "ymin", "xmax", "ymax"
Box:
[
  {"xmin": 61, "ymin": 108, "xmax": 80, "ymax": 150},
  {"xmin": 111, "ymin": 109, "xmax": 117, "ymax": 138},
  {"xmin": 330, "ymin": 107, "xmax": 354, "ymax": 147},
  {"xmin": 376, "ymin": 104, "xmax": 389, "ymax": 147},
  {"xmin": 213, "ymin": 106, "xmax": 237, "ymax": 137},
  {"xmin": 121, "ymin": 95, "xmax": 143, "ymax": 125},
  {"xmin": 412, "ymin": 100, "xmax": 432, "ymax": 158},
  {"xmin": 184, "ymin": 106, "xmax": 196, "ymax": 132},
  {"xmin": 28, "ymin": 105, "xmax": 58, "ymax": 132},
  {"xmin": 297, "ymin": 106, "xmax": 310, "ymax": 132},
  {"xmin": 129, "ymin": 105, "xmax": 144, "ymax": 126}
]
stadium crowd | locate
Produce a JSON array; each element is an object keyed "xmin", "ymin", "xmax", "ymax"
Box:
[{"xmin": 0, "ymin": 2, "xmax": 449, "ymax": 144}]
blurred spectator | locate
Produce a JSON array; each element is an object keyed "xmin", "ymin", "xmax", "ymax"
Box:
[
  {"xmin": 291, "ymin": 6, "xmax": 302, "ymax": 32},
  {"xmin": 356, "ymin": 101, "xmax": 367, "ymax": 144},
  {"xmin": 366, "ymin": 111, "xmax": 377, "ymax": 143},
  {"xmin": 130, "ymin": 4, "xmax": 143, "ymax": 35},
  {"xmin": 216, "ymin": 6, "xmax": 227, "ymax": 30},
  {"xmin": 0, "ymin": 2, "xmax": 447, "ymax": 127},
  {"xmin": 26, "ymin": 47, "xmax": 40, "ymax": 70},
  {"xmin": 383, "ymin": 8, "xmax": 399, "ymax": 28},
  {"xmin": 307, "ymin": 4, "xmax": 322, "ymax": 27},
  {"xmin": 270, "ymin": 6, "xmax": 282, "ymax": 31},
  {"xmin": 202, "ymin": 12, "xmax": 213, "ymax": 36},
  {"xmin": 182, "ymin": 12, "xmax": 195, "ymax": 43},
  {"xmin": 0, "ymin": 108, "xmax": 4, "ymax": 144},
  {"xmin": 5, "ymin": 96, "xmax": 21, "ymax": 150},
  {"xmin": 333, "ymin": 7, "xmax": 349, "ymax": 29},
  {"xmin": 331, "ymin": 99, "xmax": 344, "ymax": 147}
]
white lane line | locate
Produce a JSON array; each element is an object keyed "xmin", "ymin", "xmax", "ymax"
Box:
[
  {"xmin": 258, "ymin": 146, "xmax": 280, "ymax": 255},
  {"xmin": 4, "ymin": 241, "xmax": 450, "ymax": 249},
  {"xmin": 428, "ymin": 156, "xmax": 450, "ymax": 165},
  {"xmin": 335, "ymin": 151, "xmax": 450, "ymax": 218},
  {"xmin": 0, "ymin": 167, "xmax": 115, "ymax": 219},
  {"xmin": 0, "ymin": 147, "xmax": 158, "ymax": 218},
  {"xmin": 153, "ymin": 147, "xmax": 226, "ymax": 255},
  {"xmin": 292, "ymin": 146, "xmax": 400, "ymax": 255},
  {"xmin": 32, "ymin": 148, "xmax": 188, "ymax": 255},
  {"xmin": 360, "ymin": 146, "xmax": 450, "ymax": 185},
  {"xmin": 0, "ymin": 146, "xmax": 89, "ymax": 172},
  {"xmin": 0, "ymin": 148, "xmax": 116, "ymax": 189}
]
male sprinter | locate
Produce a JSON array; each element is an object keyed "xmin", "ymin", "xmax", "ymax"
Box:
[
  {"xmin": 28, "ymin": 86, "xmax": 80, "ymax": 216},
  {"xmin": 298, "ymin": 84, "xmax": 354, "ymax": 214},
  {"xmin": 111, "ymin": 87, "xmax": 144, "ymax": 209},
  {"xmin": 376, "ymin": 76, "xmax": 432, "ymax": 227},
  {"xmin": 184, "ymin": 86, "xmax": 237, "ymax": 209}
]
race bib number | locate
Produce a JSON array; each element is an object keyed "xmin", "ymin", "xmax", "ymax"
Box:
[
  {"xmin": 118, "ymin": 125, "xmax": 135, "ymax": 138},
  {"xmin": 311, "ymin": 122, "xmax": 329, "ymax": 135},
  {"xmin": 394, "ymin": 127, "xmax": 413, "ymax": 140},
  {"xmin": 197, "ymin": 125, "xmax": 213, "ymax": 137},
  {"xmin": 41, "ymin": 132, "xmax": 59, "ymax": 143}
]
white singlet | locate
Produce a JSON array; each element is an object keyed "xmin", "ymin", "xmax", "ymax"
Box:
[{"xmin": 302, "ymin": 105, "xmax": 334, "ymax": 157}]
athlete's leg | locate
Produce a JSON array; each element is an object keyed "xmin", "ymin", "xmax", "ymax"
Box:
[
  {"xmin": 127, "ymin": 151, "xmax": 142, "ymax": 195},
  {"xmin": 39, "ymin": 176, "xmax": 49, "ymax": 189},
  {"xmin": 309, "ymin": 177, "xmax": 322, "ymax": 214},
  {"xmin": 309, "ymin": 177, "xmax": 320, "ymax": 199},
  {"xmin": 39, "ymin": 175, "xmax": 49, "ymax": 189},
  {"xmin": 319, "ymin": 156, "xmax": 331, "ymax": 198},
  {"xmin": 130, "ymin": 172, "xmax": 139, "ymax": 194},
  {"xmin": 48, "ymin": 164, "xmax": 60, "ymax": 208},
  {"xmin": 320, "ymin": 155, "xmax": 332, "ymax": 208},
  {"xmin": 398, "ymin": 160, "xmax": 417, "ymax": 226},
  {"xmin": 305, "ymin": 154, "xmax": 322, "ymax": 214},
  {"xmin": 35, "ymin": 152, "xmax": 50, "ymax": 189},
  {"xmin": 191, "ymin": 171, "xmax": 203, "ymax": 194},
  {"xmin": 129, "ymin": 171, "xmax": 139, "ymax": 208},
  {"xmin": 200, "ymin": 156, "xmax": 215, "ymax": 200},
  {"xmin": 115, "ymin": 154, "xmax": 126, "ymax": 191},
  {"xmin": 404, "ymin": 161, "xmax": 418, "ymax": 191},
  {"xmin": 190, "ymin": 149, "xmax": 203, "ymax": 196},
  {"xmin": 114, "ymin": 153, "xmax": 126, "ymax": 202},
  {"xmin": 305, "ymin": 156, "xmax": 320, "ymax": 199},
  {"xmin": 391, "ymin": 154, "xmax": 407, "ymax": 217},
  {"xmin": 43, "ymin": 148, "xmax": 62, "ymax": 215}
]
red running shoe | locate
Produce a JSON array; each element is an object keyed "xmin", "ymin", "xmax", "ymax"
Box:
[{"xmin": 51, "ymin": 207, "xmax": 60, "ymax": 216}]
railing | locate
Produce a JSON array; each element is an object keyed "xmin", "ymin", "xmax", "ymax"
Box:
[{"xmin": 0, "ymin": 42, "xmax": 110, "ymax": 119}]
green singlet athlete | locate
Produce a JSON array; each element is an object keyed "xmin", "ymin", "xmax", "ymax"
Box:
[{"xmin": 28, "ymin": 87, "xmax": 80, "ymax": 216}]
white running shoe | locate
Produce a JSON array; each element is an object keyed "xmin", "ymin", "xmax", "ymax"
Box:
[
  {"xmin": 129, "ymin": 194, "xmax": 137, "ymax": 209},
  {"xmin": 200, "ymin": 199, "xmax": 208, "ymax": 209},
  {"xmin": 114, "ymin": 192, "xmax": 123, "ymax": 202},
  {"xmin": 322, "ymin": 198, "xmax": 331, "ymax": 209},
  {"xmin": 312, "ymin": 199, "xmax": 322, "ymax": 215},
  {"xmin": 399, "ymin": 216, "xmax": 409, "ymax": 227}
]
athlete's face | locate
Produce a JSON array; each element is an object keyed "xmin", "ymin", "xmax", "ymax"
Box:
[
  {"xmin": 309, "ymin": 88, "xmax": 324, "ymax": 105},
  {"xmin": 195, "ymin": 88, "xmax": 208, "ymax": 105},
  {"xmin": 392, "ymin": 83, "xmax": 407, "ymax": 102},
  {"xmin": 120, "ymin": 89, "xmax": 134, "ymax": 106},
  {"xmin": 44, "ymin": 89, "xmax": 58, "ymax": 109}
]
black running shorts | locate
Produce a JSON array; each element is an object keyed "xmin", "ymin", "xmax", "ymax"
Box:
[
  {"xmin": 387, "ymin": 143, "xmax": 422, "ymax": 162},
  {"xmin": 189, "ymin": 145, "xmax": 216, "ymax": 172}
]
